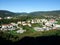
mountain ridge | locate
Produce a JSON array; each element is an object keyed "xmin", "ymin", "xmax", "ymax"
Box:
[{"xmin": 0, "ymin": 10, "xmax": 60, "ymax": 17}]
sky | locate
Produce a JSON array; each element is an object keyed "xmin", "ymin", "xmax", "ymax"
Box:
[{"xmin": 0, "ymin": 0, "xmax": 60, "ymax": 13}]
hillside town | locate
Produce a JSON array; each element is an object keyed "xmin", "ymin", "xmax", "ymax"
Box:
[{"xmin": 0, "ymin": 17, "xmax": 60, "ymax": 34}]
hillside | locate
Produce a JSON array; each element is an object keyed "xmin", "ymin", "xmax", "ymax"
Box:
[
  {"xmin": 0, "ymin": 10, "xmax": 60, "ymax": 17},
  {"xmin": 29, "ymin": 10, "xmax": 60, "ymax": 16},
  {"xmin": 0, "ymin": 10, "xmax": 16, "ymax": 17}
]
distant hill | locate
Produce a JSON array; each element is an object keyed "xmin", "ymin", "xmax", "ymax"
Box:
[
  {"xmin": 29, "ymin": 10, "xmax": 60, "ymax": 16},
  {"xmin": 0, "ymin": 10, "xmax": 16, "ymax": 17},
  {"xmin": 0, "ymin": 10, "xmax": 28, "ymax": 17},
  {"xmin": 0, "ymin": 10, "xmax": 60, "ymax": 17}
]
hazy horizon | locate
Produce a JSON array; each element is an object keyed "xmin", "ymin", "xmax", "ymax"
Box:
[{"xmin": 0, "ymin": 0, "xmax": 60, "ymax": 13}]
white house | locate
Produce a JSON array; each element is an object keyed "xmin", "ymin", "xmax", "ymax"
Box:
[
  {"xmin": 40, "ymin": 19, "xmax": 48, "ymax": 23},
  {"xmin": 55, "ymin": 24, "xmax": 60, "ymax": 28},
  {"xmin": 17, "ymin": 21, "xmax": 22, "ymax": 24},
  {"xmin": 27, "ymin": 23, "xmax": 31, "ymax": 27},
  {"xmin": 4, "ymin": 16, "xmax": 12, "ymax": 19},
  {"xmin": 45, "ymin": 22, "xmax": 53, "ymax": 27},
  {"xmin": 16, "ymin": 30, "xmax": 26, "ymax": 33},
  {"xmin": 16, "ymin": 28, "xmax": 26, "ymax": 33},
  {"xmin": 43, "ymin": 27, "xmax": 51, "ymax": 31},
  {"xmin": 27, "ymin": 20, "xmax": 31, "ymax": 23},
  {"xmin": 31, "ymin": 19, "xmax": 35, "ymax": 23},
  {"xmin": 31, "ymin": 19, "xmax": 41, "ymax": 24},
  {"xmin": 11, "ymin": 23, "xmax": 17, "ymax": 26},
  {"xmin": 0, "ymin": 17, "xmax": 2, "ymax": 20},
  {"xmin": 21, "ymin": 21, "xmax": 27, "ymax": 26}
]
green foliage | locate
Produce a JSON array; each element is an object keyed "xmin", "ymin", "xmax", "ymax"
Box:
[
  {"xmin": 0, "ymin": 30, "xmax": 60, "ymax": 42},
  {"xmin": 31, "ymin": 23, "xmax": 43, "ymax": 27},
  {"xmin": 23, "ymin": 25, "xmax": 35, "ymax": 32},
  {"xmin": 56, "ymin": 21, "xmax": 60, "ymax": 24},
  {"xmin": 0, "ymin": 30, "xmax": 20, "ymax": 42}
]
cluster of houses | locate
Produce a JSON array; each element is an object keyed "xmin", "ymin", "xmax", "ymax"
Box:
[
  {"xmin": 34, "ymin": 19, "xmax": 60, "ymax": 31},
  {"xmin": 0, "ymin": 23, "xmax": 26, "ymax": 33},
  {"xmin": 0, "ymin": 18, "xmax": 60, "ymax": 33},
  {"xmin": 0, "ymin": 16, "xmax": 12, "ymax": 20},
  {"xmin": 0, "ymin": 23, "xmax": 17, "ymax": 31}
]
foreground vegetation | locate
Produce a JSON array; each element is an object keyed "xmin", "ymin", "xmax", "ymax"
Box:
[{"xmin": 0, "ymin": 30, "xmax": 60, "ymax": 42}]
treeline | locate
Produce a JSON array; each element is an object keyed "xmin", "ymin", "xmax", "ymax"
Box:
[{"xmin": 0, "ymin": 16, "xmax": 34, "ymax": 24}]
